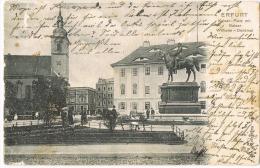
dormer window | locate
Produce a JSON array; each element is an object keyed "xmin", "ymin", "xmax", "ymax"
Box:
[{"xmin": 134, "ymin": 57, "xmax": 150, "ymax": 62}]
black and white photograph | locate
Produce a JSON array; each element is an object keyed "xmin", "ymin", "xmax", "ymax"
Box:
[{"xmin": 1, "ymin": 0, "xmax": 259, "ymax": 166}]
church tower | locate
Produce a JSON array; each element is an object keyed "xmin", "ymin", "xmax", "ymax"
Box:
[{"xmin": 51, "ymin": 7, "xmax": 69, "ymax": 80}]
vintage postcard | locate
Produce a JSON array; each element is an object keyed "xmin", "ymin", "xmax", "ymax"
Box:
[{"xmin": 1, "ymin": 0, "xmax": 259, "ymax": 166}]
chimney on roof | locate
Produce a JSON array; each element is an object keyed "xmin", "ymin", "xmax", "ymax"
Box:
[
  {"xmin": 143, "ymin": 41, "xmax": 150, "ymax": 47},
  {"xmin": 167, "ymin": 39, "xmax": 175, "ymax": 45}
]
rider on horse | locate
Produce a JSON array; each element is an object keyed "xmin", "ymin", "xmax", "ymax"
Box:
[{"xmin": 170, "ymin": 43, "xmax": 183, "ymax": 73}]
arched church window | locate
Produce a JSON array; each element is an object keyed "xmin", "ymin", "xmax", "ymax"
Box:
[
  {"xmin": 57, "ymin": 43, "xmax": 61, "ymax": 52},
  {"xmin": 25, "ymin": 85, "xmax": 31, "ymax": 99}
]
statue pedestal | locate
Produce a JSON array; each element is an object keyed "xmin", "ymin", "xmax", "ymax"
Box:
[{"xmin": 159, "ymin": 82, "xmax": 201, "ymax": 114}]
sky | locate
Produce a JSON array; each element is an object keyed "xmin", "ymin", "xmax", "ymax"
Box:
[{"xmin": 4, "ymin": 1, "xmax": 201, "ymax": 88}]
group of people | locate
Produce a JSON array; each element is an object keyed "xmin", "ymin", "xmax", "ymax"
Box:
[
  {"xmin": 127, "ymin": 107, "xmax": 156, "ymax": 131},
  {"xmin": 145, "ymin": 108, "xmax": 155, "ymax": 119},
  {"xmin": 61, "ymin": 107, "xmax": 90, "ymax": 127}
]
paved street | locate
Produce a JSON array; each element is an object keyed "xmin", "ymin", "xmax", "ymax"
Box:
[
  {"xmin": 5, "ymin": 143, "xmax": 192, "ymax": 155},
  {"xmin": 5, "ymin": 143, "xmax": 207, "ymax": 165},
  {"xmin": 5, "ymin": 122, "xmax": 207, "ymax": 165}
]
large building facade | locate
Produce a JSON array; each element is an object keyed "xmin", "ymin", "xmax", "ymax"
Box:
[
  {"xmin": 96, "ymin": 78, "xmax": 114, "ymax": 113},
  {"xmin": 111, "ymin": 41, "xmax": 207, "ymax": 115},
  {"xmin": 4, "ymin": 9, "xmax": 69, "ymax": 115},
  {"xmin": 67, "ymin": 87, "xmax": 96, "ymax": 115}
]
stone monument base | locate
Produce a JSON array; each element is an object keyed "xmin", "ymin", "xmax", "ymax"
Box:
[
  {"xmin": 159, "ymin": 82, "xmax": 201, "ymax": 114},
  {"xmin": 159, "ymin": 102, "xmax": 201, "ymax": 114}
]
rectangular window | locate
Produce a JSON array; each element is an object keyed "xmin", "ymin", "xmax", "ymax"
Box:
[
  {"xmin": 132, "ymin": 83, "xmax": 137, "ymax": 95},
  {"xmin": 120, "ymin": 84, "xmax": 125, "ymax": 95},
  {"xmin": 145, "ymin": 67, "xmax": 150, "ymax": 75},
  {"xmin": 80, "ymin": 96, "xmax": 84, "ymax": 102},
  {"xmin": 132, "ymin": 68, "xmax": 138, "ymax": 76},
  {"xmin": 131, "ymin": 102, "xmax": 138, "ymax": 110},
  {"xmin": 145, "ymin": 86, "xmax": 150, "ymax": 94},
  {"xmin": 145, "ymin": 102, "xmax": 150, "ymax": 110},
  {"xmin": 201, "ymin": 64, "xmax": 206, "ymax": 73},
  {"xmin": 158, "ymin": 66, "xmax": 163, "ymax": 75},
  {"xmin": 119, "ymin": 102, "xmax": 126, "ymax": 110},
  {"xmin": 120, "ymin": 68, "xmax": 125, "ymax": 77}
]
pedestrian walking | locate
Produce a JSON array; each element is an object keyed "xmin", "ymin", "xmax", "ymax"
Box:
[
  {"xmin": 80, "ymin": 109, "xmax": 84, "ymax": 126},
  {"xmin": 83, "ymin": 108, "xmax": 87, "ymax": 124},
  {"xmin": 80, "ymin": 108, "xmax": 87, "ymax": 126},
  {"xmin": 139, "ymin": 114, "xmax": 146, "ymax": 131},
  {"xmin": 61, "ymin": 111, "xmax": 66, "ymax": 127},
  {"xmin": 151, "ymin": 108, "xmax": 155, "ymax": 119},
  {"xmin": 68, "ymin": 107, "xmax": 74, "ymax": 125},
  {"xmin": 111, "ymin": 105, "xmax": 118, "ymax": 119},
  {"xmin": 146, "ymin": 108, "xmax": 150, "ymax": 119}
]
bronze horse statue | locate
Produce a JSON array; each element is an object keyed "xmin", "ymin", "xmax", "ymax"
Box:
[{"xmin": 157, "ymin": 43, "xmax": 200, "ymax": 82}]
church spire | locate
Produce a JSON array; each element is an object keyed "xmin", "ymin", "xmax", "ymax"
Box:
[
  {"xmin": 59, "ymin": 4, "xmax": 61, "ymax": 17},
  {"xmin": 57, "ymin": 5, "xmax": 63, "ymax": 28}
]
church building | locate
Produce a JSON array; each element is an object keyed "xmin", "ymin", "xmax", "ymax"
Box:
[{"xmin": 4, "ymin": 9, "xmax": 70, "ymax": 116}]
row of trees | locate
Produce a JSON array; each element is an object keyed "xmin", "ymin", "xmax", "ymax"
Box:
[
  {"xmin": 6, "ymin": 76, "xmax": 122, "ymax": 132},
  {"xmin": 5, "ymin": 76, "xmax": 69, "ymax": 125}
]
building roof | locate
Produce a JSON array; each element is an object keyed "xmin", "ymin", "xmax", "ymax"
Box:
[
  {"xmin": 53, "ymin": 27, "xmax": 68, "ymax": 37},
  {"xmin": 69, "ymin": 87, "xmax": 96, "ymax": 92},
  {"xmin": 111, "ymin": 42, "xmax": 207, "ymax": 67},
  {"xmin": 4, "ymin": 55, "xmax": 52, "ymax": 77},
  {"xmin": 96, "ymin": 78, "xmax": 114, "ymax": 85}
]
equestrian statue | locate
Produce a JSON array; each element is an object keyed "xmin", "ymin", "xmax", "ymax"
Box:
[{"xmin": 157, "ymin": 43, "xmax": 201, "ymax": 82}]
